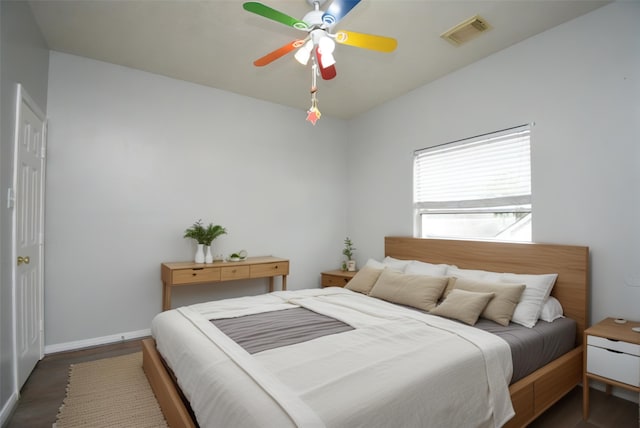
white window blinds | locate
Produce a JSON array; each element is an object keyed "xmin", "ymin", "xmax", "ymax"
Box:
[{"xmin": 414, "ymin": 125, "xmax": 531, "ymax": 210}]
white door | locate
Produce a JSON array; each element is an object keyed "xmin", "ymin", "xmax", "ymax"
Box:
[{"xmin": 12, "ymin": 84, "xmax": 46, "ymax": 389}]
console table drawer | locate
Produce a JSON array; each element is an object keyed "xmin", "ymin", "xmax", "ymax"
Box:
[
  {"xmin": 251, "ymin": 262, "xmax": 289, "ymax": 278},
  {"xmin": 221, "ymin": 265, "xmax": 250, "ymax": 281},
  {"xmin": 161, "ymin": 257, "xmax": 289, "ymax": 311},
  {"xmin": 172, "ymin": 268, "xmax": 221, "ymax": 285}
]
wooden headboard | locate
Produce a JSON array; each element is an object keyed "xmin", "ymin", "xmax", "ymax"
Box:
[{"xmin": 385, "ymin": 237, "xmax": 589, "ymax": 344}]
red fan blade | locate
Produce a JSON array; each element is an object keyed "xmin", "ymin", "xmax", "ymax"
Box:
[
  {"xmin": 319, "ymin": 63, "xmax": 337, "ymax": 80},
  {"xmin": 253, "ymin": 40, "xmax": 305, "ymax": 66},
  {"xmin": 316, "ymin": 47, "xmax": 337, "ymax": 80}
]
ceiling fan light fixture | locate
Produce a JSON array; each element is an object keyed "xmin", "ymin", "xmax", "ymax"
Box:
[
  {"xmin": 295, "ymin": 40, "xmax": 314, "ymax": 65},
  {"xmin": 320, "ymin": 52, "xmax": 336, "ymax": 68},
  {"xmin": 318, "ymin": 35, "xmax": 335, "ymax": 54}
]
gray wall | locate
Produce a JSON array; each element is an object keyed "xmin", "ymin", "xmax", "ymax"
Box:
[
  {"xmin": 0, "ymin": 0, "xmax": 49, "ymax": 422},
  {"xmin": 347, "ymin": 2, "xmax": 640, "ymax": 328},
  {"xmin": 44, "ymin": 52, "xmax": 348, "ymax": 348},
  {"xmin": 2, "ymin": 1, "xmax": 639, "ymax": 421}
]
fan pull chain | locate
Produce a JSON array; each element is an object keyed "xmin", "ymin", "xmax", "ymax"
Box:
[{"xmin": 306, "ymin": 62, "xmax": 321, "ymax": 125}]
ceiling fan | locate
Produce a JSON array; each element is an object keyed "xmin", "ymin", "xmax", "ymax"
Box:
[{"xmin": 242, "ymin": 0, "xmax": 398, "ymax": 81}]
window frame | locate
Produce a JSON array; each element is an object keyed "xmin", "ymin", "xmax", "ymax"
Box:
[{"xmin": 413, "ymin": 124, "xmax": 532, "ymax": 242}]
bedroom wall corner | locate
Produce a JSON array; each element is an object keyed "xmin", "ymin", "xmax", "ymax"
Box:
[
  {"xmin": 346, "ymin": 2, "xmax": 639, "ymax": 330},
  {"xmin": 0, "ymin": 1, "xmax": 49, "ymax": 423}
]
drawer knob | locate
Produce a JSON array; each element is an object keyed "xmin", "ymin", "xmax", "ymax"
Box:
[{"xmin": 192, "ymin": 273, "xmax": 197, "ymax": 276}]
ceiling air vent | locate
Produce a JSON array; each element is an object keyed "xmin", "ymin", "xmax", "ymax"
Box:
[{"xmin": 441, "ymin": 15, "xmax": 491, "ymax": 46}]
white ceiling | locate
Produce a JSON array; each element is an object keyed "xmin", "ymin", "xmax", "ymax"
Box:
[{"xmin": 28, "ymin": 0, "xmax": 610, "ymax": 119}]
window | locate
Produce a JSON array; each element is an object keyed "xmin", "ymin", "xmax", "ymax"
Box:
[{"xmin": 413, "ymin": 125, "xmax": 531, "ymax": 242}]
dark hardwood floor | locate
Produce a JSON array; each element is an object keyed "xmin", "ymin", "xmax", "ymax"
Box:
[
  {"xmin": 6, "ymin": 339, "xmax": 143, "ymax": 428},
  {"xmin": 5, "ymin": 339, "xmax": 639, "ymax": 428}
]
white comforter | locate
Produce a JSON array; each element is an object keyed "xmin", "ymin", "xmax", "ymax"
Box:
[{"xmin": 152, "ymin": 287, "xmax": 514, "ymax": 428}]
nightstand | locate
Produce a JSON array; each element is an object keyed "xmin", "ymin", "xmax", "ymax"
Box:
[
  {"xmin": 583, "ymin": 317, "xmax": 640, "ymax": 419},
  {"xmin": 321, "ymin": 269, "xmax": 357, "ymax": 288}
]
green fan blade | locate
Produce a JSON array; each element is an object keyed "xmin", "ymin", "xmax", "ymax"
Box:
[{"xmin": 243, "ymin": 2, "xmax": 309, "ymax": 30}]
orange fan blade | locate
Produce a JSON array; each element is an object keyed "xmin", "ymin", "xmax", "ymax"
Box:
[
  {"xmin": 254, "ymin": 40, "xmax": 305, "ymax": 66},
  {"xmin": 335, "ymin": 30, "xmax": 397, "ymax": 53}
]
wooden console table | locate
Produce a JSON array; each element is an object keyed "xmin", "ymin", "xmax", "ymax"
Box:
[{"xmin": 161, "ymin": 256, "xmax": 289, "ymax": 311}]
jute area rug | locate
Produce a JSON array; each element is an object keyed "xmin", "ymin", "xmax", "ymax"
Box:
[{"xmin": 54, "ymin": 352, "xmax": 168, "ymax": 428}]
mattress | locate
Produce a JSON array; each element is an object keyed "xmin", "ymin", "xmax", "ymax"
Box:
[
  {"xmin": 474, "ymin": 317, "xmax": 576, "ymax": 382},
  {"xmin": 152, "ymin": 287, "xmax": 515, "ymax": 428},
  {"xmin": 213, "ymin": 301, "xmax": 576, "ymax": 384}
]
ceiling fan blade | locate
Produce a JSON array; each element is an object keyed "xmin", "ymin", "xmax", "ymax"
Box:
[
  {"xmin": 253, "ymin": 40, "xmax": 305, "ymax": 66},
  {"xmin": 320, "ymin": 64, "xmax": 337, "ymax": 80},
  {"xmin": 322, "ymin": 0, "xmax": 361, "ymax": 26},
  {"xmin": 335, "ymin": 30, "xmax": 398, "ymax": 53},
  {"xmin": 316, "ymin": 48, "xmax": 337, "ymax": 80},
  {"xmin": 243, "ymin": 2, "xmax": 309, "ymax": 30}
]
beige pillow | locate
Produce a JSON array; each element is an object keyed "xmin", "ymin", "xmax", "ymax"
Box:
[
  {"xmin": 369, "ymin": 268, "xmax": 449, "ymax": 311},
  {"xmin": 429, "ymin": 289, "xmax": 495, "ymax": 325},
  {"xmin": 345, "ymin": 265, "xmax": 384, "ymax": 294},
  {"xmin": 450, "ymin": 277, "xmax": 526, "ymax": 326}
]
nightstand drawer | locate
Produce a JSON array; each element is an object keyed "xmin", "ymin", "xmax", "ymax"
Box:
[
  {"xmin": 588, "ymin": 335, "xmax": 640, "ymax": 355},
  {"xmin": 172, "ymin": 267, "xmax": 221, "ymax": 285},
  {"xmin": 322, "ymin": 274, "xmax": 351, "ymax": 287},
  {"xmin": 587, "ymin": 345, "xmax": 640, "ymax": 387},
  {"xmin": 221, "ymin": 265, "xmax": 250, "ymax": 281}
]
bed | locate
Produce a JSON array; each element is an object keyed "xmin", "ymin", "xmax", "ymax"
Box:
[{"xmin": 143, "ymin": 237, "xmax": 589, "ymax": 428}]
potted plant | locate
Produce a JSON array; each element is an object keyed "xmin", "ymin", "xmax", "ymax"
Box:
[
  {"xmin": 184, "ymin": 220, "xmax": 227, "ymax": 263},
  {"xmin": 202, "ymin": 224, "xmax": 227, "ymax": 246},
  {"xmin": 342, "ymin": 237, "xmax": 356, "ymax": 271}
]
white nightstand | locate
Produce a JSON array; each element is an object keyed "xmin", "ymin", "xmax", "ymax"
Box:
[{"xmin": 582, "ymin": 317, "xmax": 640, "ymax": 420}]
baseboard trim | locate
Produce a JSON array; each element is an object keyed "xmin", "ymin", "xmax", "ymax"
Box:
[
  {"xmin": 587, "ymin": 380, "xmax": 639, "ymax": 404},
  {"xmin": 44, "ymin": 328, "xmax": 151, "ymax": 355},
  {"xmin": 0, "ymin": 391, "xmax": 19, "ymax": 427}
]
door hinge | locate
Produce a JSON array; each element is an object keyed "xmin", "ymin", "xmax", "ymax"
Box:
[{"xmin": 7, "ymin": 188, "xmax": 15, "ymax": 209}]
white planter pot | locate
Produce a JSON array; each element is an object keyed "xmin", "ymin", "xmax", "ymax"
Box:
[
  {"xmin": 204, "ymin": 245, "xmax": 213, "ymax": 263},
  {"xmin": 194, "ymin": 244, "xmax": 205, "ymax": 263}
]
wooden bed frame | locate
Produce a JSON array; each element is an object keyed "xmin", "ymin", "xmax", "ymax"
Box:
[{"xmin": 142, "ymin": 237, "xmax": 589, "ymax": 428}]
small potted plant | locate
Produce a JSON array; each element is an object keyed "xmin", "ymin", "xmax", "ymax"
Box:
[
  {"xmin": 227, "ymin": 250, "xmax": 248, "ymax": 262},
  {"xmin": 184, "ymin": 220, "xmax": 227, "ymax": 263},
  {"xmin": 342, "ymin": 237, "xmax": 356, "ymax": 271}
]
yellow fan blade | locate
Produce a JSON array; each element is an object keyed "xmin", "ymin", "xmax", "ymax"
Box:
[{"xmin": 335, "ymin": 31, "xmax": 397, "ymax": 53}]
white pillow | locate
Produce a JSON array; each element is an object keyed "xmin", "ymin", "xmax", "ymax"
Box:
[
  {"xmin": 446, "ymin": 266, "xmax": 502, "ymax": 282},
  {"xmin": 365, "ymin": 258, "xmax": 385, "ymax": 270},
  {"xmin": 404, "ymin": 260, "xmax": 449, "ymax": 277},
  {"xmin": 501, "ymin": 272, "xmax": 558, "ymax": 328},
  {"xmin": 539, "ymin": 296, "xmax": 564, "ymax": 322},
  {"xmin": 382, "ymin": 256, "xmax": 411, "ymax": 272}
]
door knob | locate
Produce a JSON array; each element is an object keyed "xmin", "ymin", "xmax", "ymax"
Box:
[{"xmin": 17, "ymin": 256, "xmax": 30, "ymax": 265}]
